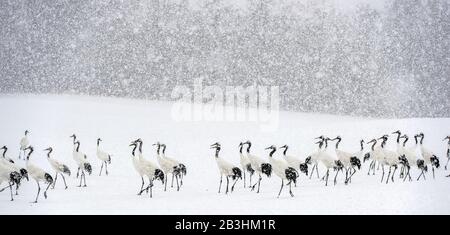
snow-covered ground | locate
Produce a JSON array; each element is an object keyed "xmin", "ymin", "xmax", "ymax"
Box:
[{"xmin": 0, "ymin": 94, "xmax": 449, "ymax": 214}]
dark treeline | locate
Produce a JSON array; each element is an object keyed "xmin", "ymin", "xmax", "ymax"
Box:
[{"xmin": 0, "ymin": 0, "xmax": 448, "ymax": 118}]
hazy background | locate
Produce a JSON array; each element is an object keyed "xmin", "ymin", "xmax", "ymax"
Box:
[{"xmin": 0, "ymin": 0, "xmax": 448, "ymax": 118}]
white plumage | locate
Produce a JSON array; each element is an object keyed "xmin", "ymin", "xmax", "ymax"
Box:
[
  {"xmin": 24, "ymin": 146, "xmax": 53, "ymax": 203},
  {"xmin": 210, "ymin": 143, "xmax": 242, "ymax": 194},
  {"xmin": 243, "ymin": 141, "xmax": 272, "ymax": 193},
  {"xmin": 266, "ymin": 145, "xmax": 298, "ymax": 197},
  {"xmin": 161, "ymin": 144, "xmax": 187, "ymax": 190},
  {"xmin": 238, "ymin": 142, "xmax": 254, "ymax": 188},
  {"xmin": 134, "ymin": 139, "xmax": 164, "ymax": 198},
  {"xmin": 418, "ymin": 133, "xmax": 440, "ymax": 179},
  {"xmin": 19, "ymin": 130, "xmax": 30, "ymax": 160},
  {"xmin": 71, "ymin": 138, "xmax": 92, "ymax": 187},
  {"xmin": 153, "ymin": 142, "xmax": 180, "ymax": 191},
  {"xmin": 45, "ymin": 147, "xmax": 71, "ymax": 189},
  {"xmin": 0, "ymin": 161, "xmax": 22, "ymax": 201},
  {"xmin": 96, "ymin": 138, "xmax": 112, "ymax": 176}
]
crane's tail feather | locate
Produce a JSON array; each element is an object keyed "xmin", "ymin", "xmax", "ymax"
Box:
[
  {"xmin": 154, "ymin": 169, "xmax": 165, "ymax": 183},
  {"xmin": 231, "ymin": 167, "xmax": 242, "ymax": 180},
  {"xmin": 44, "ymin": 173, "xmax": 54, "ymax": 185},
  {"xmin": 261, "ymin": 163, "xmax": 272, "ymax": 177},
  {"xmin": 84, "ymin": 163, "xmax": 92, "ymax": 175}
]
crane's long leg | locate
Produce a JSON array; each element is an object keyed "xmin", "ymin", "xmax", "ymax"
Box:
[
  {"xmin": 315, "ymin": 163, "xmax": 320, "ymax": 178},
  {"xmin": 309, "ymin": 164, "xmax": 316, "ymax": 179},
  {"xmin": 417, "ymin": 170, "xmax": 424, "ymax": 181},
  {"xmin": 61, "ymin": 173, "xmax": 68, "ymax": 189},
  {"xmin": 289, "ymin": 181, "xmax": 294, "ymax": 197},
  {"xmin": 34, "ymin": 181, "xmax": 41, "ymax": 203},
  {"xmin": 251, "ymin": 174, "xmax": 259, "ymax": 191},
  {"xmin": 164, "ymin": 175, "xmax": 168, "ymax": 192},
  {"xmin": 52, "ymin": 173, "xmax": 58, "ymax": 189},
  {"xmin": 399, "ymin": 166, "xmax": 404, "ymax": 178},
  {"xmin": 15, "ymin": 183, "xmax": 19, "ymax": 195},
  {"xmin": 105, "ymin": 161, "xmax": 109, "ymax": 175},
  {"xmin": 256, "ymin": 175, "xmax": 262, "ymax": 193},
  {"xmin": 175, "ymin": 174, "xmax": 180, "ymax": 191},
  {"xmin": 391, "ymin": 166, "xmax": 397, "ymax": 183},
  {"xmin": 432, "ymin": 167, "xmax": 435, "ymax": 179},
  {"xmin": 325, "ymin": 169, "xmax": 329, "ymax": 186},
  {"xmin": 149, "ymin": 178, "xmax": 153, "ymax": 198},
  {"xmin": 78, "ymin": 170, "xmax": 83, "ymax": 187},
  {"xmin": 138, "ymin": 176, "xmax": 145, "ymax": 195},
  {"xmin": 225, "ymin": 177, "xmax": 229, "ymax": 194},
  {"xmin": 445, "ymin": 158, "xmax": 449, "ymax": 170},
  {"xmin": 76, "ymin": 167, "xmax": 80, "ymax": 178},
  {"xmin": 249, "ymin": 173, "xmax": 253, "ymax": 188},
  {"xmin": 9, "ymin": 182, "xmax": 13, "ymax": 201},
  {"xmin": 345, "ymin": 167, "xmax": 350, "ymax": 184},
  {"xmin": 231, "ymin": 177, "xmax": 239, "ymax": 192},
  {"xmin": 243, "ymin": 171, "xmax": 246, "ymax": 188},
  {"xmin": 380, "ymin": 166, "xmax": 385, "ymax": 183},
  {"xmin": 218, "ymin": 175, "xmax": 222, "ymax": 193},
  {"xmin": 277, "ymin": 179, "xmax": 284, "ymax": 198},
  {"xmin": 82, "ymin": 170, "xmax": 87, "ymax": 187},
  {"xmin": 171, "ymin": 174, "xmax": 174, "ymax": 188},
  {"xmin": 386, "ymin": 166, "xmax": 391, "ymax": 184},
  {"xmin": 334, "ymin": 169, "xmax": 339, "ymax": 186},
  {"xmin": 99, "ymin": 162, "xmax": 104, "ymax": 176},
  {"xmin": 44, "ymin": 182, "xmax": 51, "ymax": 199}
]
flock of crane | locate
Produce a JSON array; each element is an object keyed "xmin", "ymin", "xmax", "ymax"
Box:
[
  {"xmin": 0, "ymin": 130, "xmax": 449, "ymax": 202},
  {"xmin": 211, "ymin": 132, "xmax": 450, "ymax": 197}
]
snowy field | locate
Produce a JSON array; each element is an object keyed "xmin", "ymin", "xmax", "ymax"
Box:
[{"xmin": 0, "ymin": 94, "xmax": 449, "ymax": 215}]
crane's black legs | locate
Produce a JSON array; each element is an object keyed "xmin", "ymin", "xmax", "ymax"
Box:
[
  {"xmin": 76, "ymin": 167, "xmax": 80, "ymax": 178},
  {"xmin": 432, "ymin": 167, "xmax": 435, "ymax": 179},
  {"xmin": 380, "ymin": 166, "xmax": 385, "ymax": 183},
  {"xmin": 289, "ymin": 181, "xmax": 294, "ymax": 197},
  {"xmin": 61, "ymin": 173, "xmax": 68, "ymax": 189},
  {"xmin": 309, "ymin": 164, "xmax": 316, "ymax": 179},
  {"xmin": 44, "ymin": 182, "xmax": 51, "ymax": 199},
  {"xmin": 445, "ymin": 158, "xmax": 449, "ymax": 170},
  {"xmin": 417, "ymin": 170, "xmax": 426, "ymax": 181},
  {"xmin": 8, "ymin": 182, "xmax": 13, "ymax": 201},
  {"xmin": 225, "ymin": 177, "xmax": 229, "ymax": 194},
  {"xmin": 34, "ymin": 181, "xmax": 41, "ymax": 203},
  {"xmin": 277, "ymin": 179, "xmax": 284, "ymax": 198},
  {"xmin": 386, "ymin": 166, "xmax": 392, "ymax": 184},
  {"xmin": 243, "ymin": 171, "xmax": 246, "ymax": 188},
  {"xmin": 249, "ymin": 174, "xmax": 253, "ymax": 188},
  {"xmin": 175, "ymin": 174, "xmax": 180, "ymax": 191},
  {"xmin": 139, "ymin": 176, "xmax": 145, "ymax": 195},
  {"xmin": 78, "ymin": 170, "xmax": 87, "ymax": 187},
  {"xmin": 105, "ymin": 161, "xmax": 109, "ymax": 175},
  {"xmin": 52, "ymin": 173, "xmax": 58, "ymax": 189},
  {"xmin": 391, "ymin": 166, "xmax": 397, "ymax": 183},
  {"xmin": 99, "ymin": 162, "xmax": 104, "ymax": 176},
  {"xmin": 231, "ymin": 177, "xmax": 239, "ymax": 192},
  {"xmin": 164, "ymin": 176, "xmax": 168, "ymax": 192},
  {"xmin": 218, "ymin": 175, "xmax": 222, "ymax": 193},
  {"xmin": 324, "ymin": 169, "xmax": 330, "ymax": 186},
  {"xmin": 334, "ymin": 169, "xmax": 339, "ymax": 186}
]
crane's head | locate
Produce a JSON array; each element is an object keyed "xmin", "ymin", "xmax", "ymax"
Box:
[
  {"xmin": 279, "ymin": 145, "xmax": 288, "ymax": 149},
  {"xmin": 400, "ymin": 134, "xmax": 408, "ymax": 139},
  {"xmin": 367, "ymin": 139, "xmax": 377, "ymax": 144},
  {"xmin": 360, "ymin": 139, "xmax": 365, "ymax": 144},
  {"xmin": 129, "ymin": 142, "xmax": 137, "ymax": 147},
  {"xmin": 44, "ymin": 147, "xmax": 53, "ymax": 152},
  {"xmin": 25, "ymin": 130, "xmax": 29, "ymax": 135},
  {"xmin": 332, "ymin": 136, "xmax": 342, "ymax": 141},
  {"xmin": 152, "ymin": 142, "xmax": 160, "ymax": 146},
  {"xmin": 444, "ymin": 136, "xmax": 450, "ymax": 141},
  {"xmin": 210, "ymin": 142, "xmax": 221, "ymax": 149},
  {"xmin": 392, "ymin": 130, "xmax": 401, "ymax": 135},
  {"xmin": 70, "ymin": 134, "xmax": 76, "ymax": 140},
  {"xmin": 265, "ymin": 145, "xmax": 276, "ymax": 151},
  {"xmin": 1, "ymin": 146, "xmax": 6, "ymax": 150},
  {"xmin": 315, "ymin": 135, "xmax": 324, "ymax": 140}
]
